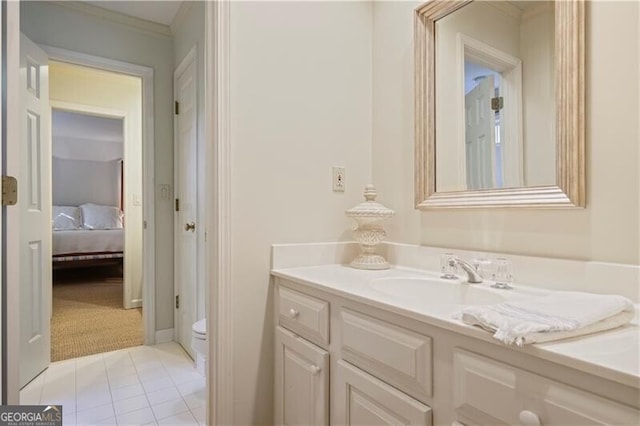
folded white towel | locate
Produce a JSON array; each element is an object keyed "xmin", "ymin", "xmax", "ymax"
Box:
[{"xmin": 456, "ymin": 291, "xmax": 634, "ymax": 346}]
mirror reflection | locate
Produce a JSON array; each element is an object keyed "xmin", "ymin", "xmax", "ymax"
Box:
[{"xmin": 435, "ymin": 0, "xmax": 555, "ymax": 192}]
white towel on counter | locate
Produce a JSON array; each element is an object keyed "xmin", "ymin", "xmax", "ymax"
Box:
[{"xmin": 456, "ymin": 291, "xmax": 635, "ymax": 346}]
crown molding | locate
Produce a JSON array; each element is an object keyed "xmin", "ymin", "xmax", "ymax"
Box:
[
  {"xmin": 51, "ymin": 1, "xmax": 173, "ymax": 38},
  {"xmin": 170, "ymin": 1, "xmax": 194, "ymax": 36}
]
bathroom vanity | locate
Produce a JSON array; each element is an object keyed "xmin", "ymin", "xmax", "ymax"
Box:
[{"xmin": 271, "ymin": 265, "xmax": 640, "ymax": 426}]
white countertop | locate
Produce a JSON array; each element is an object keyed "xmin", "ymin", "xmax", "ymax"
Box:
[{"xmin": 272, "ymin": 264, "xmax": 640, "ymax": 389}]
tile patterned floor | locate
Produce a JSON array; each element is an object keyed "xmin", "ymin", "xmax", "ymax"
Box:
[{"xmin": 20, "ymin": 343, "xmax": 207, "ymax": 426}]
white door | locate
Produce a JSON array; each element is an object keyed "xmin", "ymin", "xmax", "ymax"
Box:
[
  {"xmin": 274, "ymin": 327, "xmax": 329, "ymax": 426},
  {"xmin": 464, "ymin": 75, "xmax": 495, "ymax": 190},
  {"xmin": 19, "ymin": 34, "xmax": 52, "ymax": 387},
  {"xmin": 174, "ymin": 51, "xmax": 198, "ymax": 357},
  {"xmin": 333, "ymin": 360, "xmax": 432, "ymax": 426}
]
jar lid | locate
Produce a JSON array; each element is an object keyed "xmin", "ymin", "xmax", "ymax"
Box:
[{"xmin": 346, "ymin": 184, "xmax": 395, "ymax": 218}]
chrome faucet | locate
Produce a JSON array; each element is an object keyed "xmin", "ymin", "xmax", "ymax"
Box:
[{"xmin": 447, "ymin": 257, "xmax": 483, "ymax": 284}]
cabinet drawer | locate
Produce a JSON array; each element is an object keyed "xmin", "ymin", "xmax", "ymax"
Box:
[
  {"xmin": 334, "ymin": 360, "xmax": 432, "ymax": 426},
  {"xmin": 340, "ymin": 308, "xmax": 432, "ymax": 403},
  {"xmin": 278, "ymin": 285, "xmax": 329, "ymax": 346},
  {"xmin": 453, "ymin": 349, "xmax": 640, "ymax": 426}
]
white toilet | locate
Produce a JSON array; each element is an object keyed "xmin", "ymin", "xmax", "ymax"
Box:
[{"xmin": 191, "ymin": 318, "xmax": 207, "ymax": 375}]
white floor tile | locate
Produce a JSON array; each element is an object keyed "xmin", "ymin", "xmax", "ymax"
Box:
[
  {"xmin": 75, "ymin": 354, "xmax": 104, "ymax": 369},
  {"xmin": 138, "ymin": 366, "xmax": 170, "ymax": 382},
  {"xmin": 113, "ymin": 394, "xmax": 150, "ymax": 415},
  {"xmin": 142, "ymin": 376, "xmax": 174, "ymax": 393},
  {"xmin": 76, "ymin": 382, "xmax": 110, "ymax": 398},
  {"xmin": 19, "ymin": 343, "xmax": 205, "ymax": 426},
  {"xmin": 62, "ymin": 409, "xmax": 76, "ymax": 423},
  {"xmin": 112, "ymin": 382, "xmax": 146, "ymax": 402},
  {"xmin": 62, "ymin": 410, "xmax": 77, "ymax": 426},
  {"xmin": 40, "ymin": 396, "xmax": 76, "ymax": 413},
  {"xmin": 161, "ymin": 355, "xmax": 194, "ymax": 369},
  {"xmin": 20, "ymin": 384, "xmax": 43, "ymax": 405},
  {"xmin": 116, "ymin": 406, "xmax": 156, "ymax": 426},
  {"xmin": 48, "ymin": 359, "xmax": 76, "ymax": 375},
  {"xmin": 76, "ymin": 389, "xmax": 112, "ymax": 412},
  {"xmin": 190, "ymin": 405, "xmax": 206, "ymax": 425},
  {"xmin": 146, "ymin": 387, "xmax": 182, "ymax": 406},
  {"xmin": 107, "ymin": 364, "xmax": 138, "ymax": 379},
  {"xmin": 43, "ymin": 378, "xmax": 76, "ymax": 397},
  {"xmin": 76, "ymin": 403, "xmax": 115, "ymax": 424},
  {"xmin": 109, "ymin": 372, "xmax": 141, "ymax": 389},
  {"xmin": 182, "ymin": 390, "xmax": 206, "ymax": 411},
  {"xmin": 75, "ymin": 372, "xmax": 109, "ymax": 390},
  {"xmin": 167, "ymin": 369, "xmax": 202, "ymax": 386},
  {"xmin": 176, "ymin": 378, "xmax": 205, "ymax": 397},
  {"xmin": 156, "ymin": 410, "xmax": 198, "ymax": 426},
  {"xmin": 151, "ymin": 398, "xmax": 189, "ymax": 421},
  {"xmin": 84, "ymin": 415, "xmax": 117, "ymax": 426}
]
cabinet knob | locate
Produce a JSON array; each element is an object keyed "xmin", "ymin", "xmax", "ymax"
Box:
[
  {"xmin": 519, "ymin": 410, "xmax": 541, "ymax": 426},
  {"xmin": 289, "ymin": 308, "xmax": 299, "ymax": 318},
  {"xmin": 310, "ymin": 365, "xmax": 321, "ymax": 375}
]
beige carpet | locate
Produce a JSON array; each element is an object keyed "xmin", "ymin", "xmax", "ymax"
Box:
[{"xmin": 52, "ymin": 265, "xmax": 143, "ymax": 361}]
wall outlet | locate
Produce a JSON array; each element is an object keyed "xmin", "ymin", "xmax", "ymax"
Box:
[{"xmin": 332, "ymin": 166, "xmax": 345, "ymax": 192}]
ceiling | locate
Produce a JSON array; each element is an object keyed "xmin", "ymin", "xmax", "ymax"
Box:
[{"xmin": 84, "ymin": 1, "xmax": 183, "ymax": 26}]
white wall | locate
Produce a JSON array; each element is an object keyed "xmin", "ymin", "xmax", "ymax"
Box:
[
  {"xmin": 21, "ymin": 1, "xmax": 175, "ymax": 329},
  {"xmin": 49, "ymin": 61, "xmax": 144, "ymax": 307},
  {"xmin": 229, "ymin": 1, "xmax": 373, "ymax": 423},
  {"xmin": 52, "ymin": 158, "xmax": 121, "ymax": 207},
  {"xmin": 172, "ymin": 1, "xmax": 206, "ymax": 322},
  {"xmin": 373, "ymin": 0, "xmax": 640, "ymax": 266}
]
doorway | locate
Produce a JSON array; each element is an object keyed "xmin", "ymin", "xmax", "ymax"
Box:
[
  {"xmin": 50, "ymin": 104, "xmax": 142, "ymax": 362},
  {"xmin": 3, "ymin": 3, "xmax": 223, "ymax": 422}
]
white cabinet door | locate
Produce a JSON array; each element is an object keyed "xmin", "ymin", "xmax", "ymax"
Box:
[
  {"xmin": 334, "ymin": 360, "xmax": 432, "ymax": 426},
  {"xmin": 453, "ymin": 349, "xmax": 640, "ymax": 426},
  {"xmin": 275, "ymin": 326, "xmax": 329, "ymax": 426}
]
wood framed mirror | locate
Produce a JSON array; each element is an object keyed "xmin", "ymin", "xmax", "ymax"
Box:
[{"xmin": 415, "ymin": 0, "xmax": 584, "ymax": 209}]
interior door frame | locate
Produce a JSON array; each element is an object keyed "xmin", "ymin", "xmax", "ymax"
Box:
[
  {"xmin": 3, "ymin": 2, "xmax": 231, "ymax": 417},
  {"xmin": 39, "ymin": 46, "xmax": 157, "ymax": 346},
  {"xmin": 206, "ymin": 1, "xmax": 233, "ymax": 424}
]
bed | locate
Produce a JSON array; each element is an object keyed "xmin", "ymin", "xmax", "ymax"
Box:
[{"xmin": 52, "ymin": 204, "xmax": 124, "ymax": 267}]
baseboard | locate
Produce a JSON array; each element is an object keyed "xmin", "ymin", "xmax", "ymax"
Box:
[
  {"xmin": 155, "ymin": 328, "xmax": 175, "ymax": 344},
  {"xmin": 130, "ymin": 299, "xmax": 142, "ymax": 309}
]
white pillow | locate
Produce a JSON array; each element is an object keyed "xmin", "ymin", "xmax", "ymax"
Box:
[
  {"xmin": 52, "ymin": 206, "xmax": 83, "ymax": 230},
  {"xmin": 80, "ymin": 203, "xmax": 123, "ymax": 230}
]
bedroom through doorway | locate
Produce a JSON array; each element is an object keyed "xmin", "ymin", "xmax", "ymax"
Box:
[{"xmin": 49, "ymin": 62, "xmax": 144, "ymax": 362}]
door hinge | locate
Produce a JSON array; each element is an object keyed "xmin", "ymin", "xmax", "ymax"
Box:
[
  {"xmin": 491, "ymin": 96, "xmax": 504, "ymax": 111},
  {"xmin": 176, "ymin": 295, "xmax": 180, "ymax": 309},
  {"xmin": 175, "ymin": 101, "xmax": 179, "ymax": 115},
  {"xmin": 2, "ymin": 176, "xmax": 18, "ymax": 206},
  {"xmin": 175, "ymin": 198, "xmax": 180, "ymax": 212}
]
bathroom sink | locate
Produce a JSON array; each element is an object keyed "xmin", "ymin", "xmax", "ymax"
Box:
[{"xmin": 369, "ymin": 277, "xmax": 507, "ymax": 306}]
